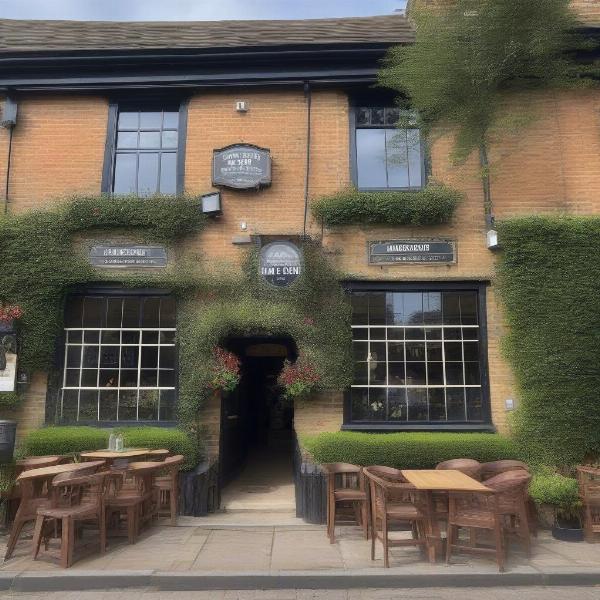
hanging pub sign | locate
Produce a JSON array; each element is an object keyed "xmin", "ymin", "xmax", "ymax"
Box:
[
  {"xmin": 368, "ymin": 239, "xmax": 456, "ymax": 265},
  {"xmin": 212, "ymin": 144, "xmax": 272, "ymax": 189},
  {"xmin": 260, "ymin": 241, "xmax": 302, "ymax": 287},
  {"xmin": 89, "ymin": 245, "xmax": 168, "ymax": 268}
]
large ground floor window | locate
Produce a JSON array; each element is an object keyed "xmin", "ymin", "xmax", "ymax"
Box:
[
  {"xmin": 60, "ymin": 292, "xmax": 176, "ymax": 422},
  {"xmin": 346, "ymin": 283, "xmax": 489, "ymax": 427}
]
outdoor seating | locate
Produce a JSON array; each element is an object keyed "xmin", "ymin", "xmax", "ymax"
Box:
[
  {"xmin": 154, "ymin": 454, "xmax": 184, "ymax": 525},
  {"xmin": 321, "ymin": 462, "xmax": 369, "ymax": 543},
  {"xmin": 577, "ymin": 465, "xmax": 600, "ymax": 542},
  {"xmin": 480, "ymin": 460, "xmax": 529, "ymax": 481},
  {"xmin": 436, "ymin": 459, "xmax": 482, "ymax": 480},
  {"xmin": 363, "ymin": 466, "xmax": 428, "ymax": 568},
  {"xmin": 484, "ymin": 469, "xmax": 533, "ymax": 555},
  {"xmin": 32, "ymin": 471, "xmax": 109, "ymax": 568}
]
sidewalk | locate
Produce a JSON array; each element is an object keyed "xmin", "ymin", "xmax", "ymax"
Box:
[{"xmin": 2, "ymin": 516, "xmax": 600, "ymax": 591}]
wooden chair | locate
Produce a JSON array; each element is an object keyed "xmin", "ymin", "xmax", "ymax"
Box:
[
  {"xmin": 364, "ymin": 466, "xmax": 428, "ymax": 568},
  {"xmin": 104, "ymin": 462, "xmax": 160, "ymax": 544},
  {"xmin": 146, "ymin": 449, "xmax": 170, "ymax": 461},
  {"xmin": 154, "ymin": 455, "xmax": 184, "ymax": 525},
  {"xmin": 31, "ymin": 471, "xmax": 108, "ymax": 568},
  {"xmin": 321, "ymin": 463, "xmax": 369, "ymax": 544},
  {"xmin": 481, "ymin": 460, "xmax": 529, "ymax": 481},
  {"xmin": 485, "ymin": 470, "xmax": 532, "ymax": 556},
  {"xmin": 436, "ymin": 459, "xmax": 482, "ymax": 480},
  {"xmin": 446, "ymin": 489, "xmax": 505, "ymax": 572},
  {"xmin": 577, "ymin": 466, "xmax": 600, "ymax": 542}
]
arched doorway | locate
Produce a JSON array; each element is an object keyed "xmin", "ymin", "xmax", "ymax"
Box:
[{"xmin": 219, "ymin": 334, "xmax": 297, "ymax": 512}]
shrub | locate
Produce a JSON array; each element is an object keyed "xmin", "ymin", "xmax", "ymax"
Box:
[
  {"xmin": 22, "ymin": 425, "xmax": 198, "ymax": 470},
  {"xmin": 301, "ymin": 431, "xmax": 519, "ymax": 469},
  {"xmin": 310, "ymin": 185, "xmax": 460, "ymax": 227},
  {"xmin": 529, "ymin": 472, "xmax": 580, "ymax": 515},
  {"xmin": 0, "ymin": 392, "xmax": 20, "ymax": 409}
]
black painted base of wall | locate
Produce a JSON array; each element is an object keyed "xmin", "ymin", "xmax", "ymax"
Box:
[
  {"xmin": 178, "ymin": 460, "xmax": 220, "ymax": 516},
  {"xmin": 293, "ymin": 438, "xmax": 327, "ymax": 524}
]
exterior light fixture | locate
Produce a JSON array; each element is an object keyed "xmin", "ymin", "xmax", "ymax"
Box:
[
  {"xmin": 201, "ymin": 191, "xmax": 222, "ymax": 216},
  {"xmin": 486, "ymin": 229, "xmax": 499, "ymax": 250},
  {"xmin": 240, "ymin": 221, "xmax": 248, "ymax": 231}
]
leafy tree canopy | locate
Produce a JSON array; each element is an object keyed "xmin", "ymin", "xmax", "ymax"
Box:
[{"xmin": 380, "ymin": 0, "xmax": 590, "ymax": 163}]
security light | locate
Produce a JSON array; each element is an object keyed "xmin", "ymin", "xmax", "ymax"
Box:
[{"xmin": 201, "ymin": 192, "xmax": 222, "ymax": 216}]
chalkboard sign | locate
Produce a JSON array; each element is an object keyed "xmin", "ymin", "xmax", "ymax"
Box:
[
  {"xmin": 260, "ymin": 241, "xmax": 302, "ymax": 287},
  {"xmin": 89, "ymin": 245, "xmax": 167, "ymax": 268},
  {"xmin": 369, "ymin": 239, "xmax": 456, "ymax": 264},
  {"xmin": 212, "ymin": 144, "xmax": 271, "ymax": 189}
]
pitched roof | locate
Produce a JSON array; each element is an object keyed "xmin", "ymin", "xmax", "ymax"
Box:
[{"xmin": 0, "ymin": 14, "xmax": 414, "ymax": 54}]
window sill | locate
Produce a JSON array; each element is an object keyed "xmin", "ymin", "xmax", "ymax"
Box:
[
  {"xmin": 341, "ymin": 422, "xmax": 496, "ymax": 432},
  {"xmin": 62, "ymin": 420, "xmax": 178, "ymax": 428},
  {"xmin": 356, "ymin": 187, "xmax": 425, "ymax": 193}
]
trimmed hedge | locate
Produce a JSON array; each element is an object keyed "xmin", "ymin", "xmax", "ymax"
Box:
[
  {"xmin": 529, "ymin": 472, "xmax": 580, "ymax": 513},
  {"xmin": 310, "ymin": 184, "xmax": 461, "ymax": 227},
  {"xmin": 22, "ymin": 426, "xmax": 198, "ymax": 470},
  {"xmin": 301, "ymin": 432, "xmax": 519, "ymax": 469},
  {"xmin": 0, "ymin": 392, "xmax": 20, "ymax": 409},
  {"xmin": 497, "ymin": 216, "xmax": 600, "ymax": 467}
]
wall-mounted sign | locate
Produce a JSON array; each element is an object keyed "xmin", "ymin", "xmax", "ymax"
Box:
[
  {"xmin": 212, "ymin": 144, "xmax": 272, "ymax": 189},
  {"xmin": 368, "ymin": 239, "xmax": 456, "ymax": 265},
  {"xmin": 260, "ymin": 241, "xmax": 302, "ymax": 287},
  {"xmin": 89, "ymin": 245, "xmax": 167, "ymax": 268}
]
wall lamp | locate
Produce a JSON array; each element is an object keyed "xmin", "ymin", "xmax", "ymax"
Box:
[{"xmin": 201, "ymin": 191, "xmax": 222, "ymax": 216}]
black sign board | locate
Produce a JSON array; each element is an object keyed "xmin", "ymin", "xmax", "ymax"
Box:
[
  {"xmin": 212, "ymin": 144, "xmax": 271, "ymax": 189},
  {"xmin": 369, "ymin": 240, "xmax": 456, "ymax": 265},
  {"xmin": 260, "ymin": 241, "xmax": 302, "ymax": 287},
  {"xmin": 89, "ymin": 245, "xmax": 168, "ymax": 268}
]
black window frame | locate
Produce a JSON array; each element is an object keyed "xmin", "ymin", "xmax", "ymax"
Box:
[
  {"xmin": 57, "ymin": 287, "xmax": 178, "ymax": 427},
  {"xmin": 101, "ymin": 98, "xmax": 189, "ymax": 196},
  {"xmin": 342, "ymin": 280, "xmax": 493, "ymax": 432},
  {"xmin": 349, "ymin": 105, "xmax": 428, "ymax": 192}
]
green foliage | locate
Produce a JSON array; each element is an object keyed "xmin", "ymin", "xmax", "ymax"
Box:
[
  {"xmin": 22, "ymin": 425, "xmax": 198, "ymax": 470},
  {"xmin": 0, "ymin": 463, "xmax": 16, "ymax": 492},
  {"xmin": 497, "ymin": 216, "xmax": 600, "ymax": 468},
  {"xmin": 529, "ymin": 471, "xmax": 580, "ymax": 514},
  {"xmin": 380, "ymin": 0, "xmax": 587, "ymax": 162},
  {"xmin": 23, "ymin": 426, "xmax": 108, "ymax": 457},
  {"xmin": 302, "ymin": 431, "xmax": 519, "ymax": 468},
  {"xmin": 311, "ymin": 185, "xmax": 460, "ymax": 227},
  {"xmin": 178, "ymin": 242, "xmax": 352, "ymax": 428},
  {"xmin": 0, "ymin": 195, "xmax": 205, "ymax": 373},
  {"xmin": 0, "ymin": 392, "xmax": 20, "ymax": 409}
]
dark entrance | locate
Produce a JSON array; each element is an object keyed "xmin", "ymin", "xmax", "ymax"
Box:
[{"xmin": 219, "ymin": 336, "xmax": 297, "ymax": 492}]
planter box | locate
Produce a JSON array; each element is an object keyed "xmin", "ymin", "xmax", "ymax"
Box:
[
  {"xmin": 293, "ymin": 439, "xmax": 327, "ymax": 524},
  {"xmin": 178, "ymin": 460, "xmax": 220, "ymax": 516}
]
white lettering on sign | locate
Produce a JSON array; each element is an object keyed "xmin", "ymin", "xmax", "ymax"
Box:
[{"xmin": 386, "ymin": 244, "xmax": 430, "ymax": 253}]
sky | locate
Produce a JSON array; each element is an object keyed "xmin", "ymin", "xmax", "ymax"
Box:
[{"xmin": 0, "ymin": 0, "xmax": 407, "ymax": 21}]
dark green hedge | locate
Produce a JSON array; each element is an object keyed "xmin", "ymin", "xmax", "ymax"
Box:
[
  {"xmin": 22, "ymin": 426, "xmax": 198, "ymax": 470},
  {"xmin": 310, "ymin": 185, "xmax": 461, "ymax": 227},
  {"xmin": 497, "ymin": 216, "xmax": 600, "ymax": 467},
  {"xmin": 529, "ymin": 472, "xmax": 580, "ymax": 512},
  {"xmin": 302, "ymin": 431, "xmax": 519, "ymax": 469}
]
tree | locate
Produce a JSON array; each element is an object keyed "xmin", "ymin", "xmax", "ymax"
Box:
[{"xmin": 380, "ymin": 0, "xmax": 589, "ymax": 223}]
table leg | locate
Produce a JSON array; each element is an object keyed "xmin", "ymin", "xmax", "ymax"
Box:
[{"xmin": 424, "ymin": 490, "xmax": 441, "ymax": 563}]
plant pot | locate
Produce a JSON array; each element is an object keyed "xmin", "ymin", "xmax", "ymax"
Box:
[
  {"xmin": 552, "ymin": 517, "xmax": 584, "ymax": 542},
  {"xmin": 0, "ymin": 420, "xmax": 17, "ymax": 463}
]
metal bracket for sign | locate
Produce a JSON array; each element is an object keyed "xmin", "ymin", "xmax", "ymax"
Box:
[
  {"xmin": 367, "ymin": 239, "xmax": 457, "ymax": 266},
  {"xmin": 212, "ymin": 143, "xmax": 272, "ymax": 190}
]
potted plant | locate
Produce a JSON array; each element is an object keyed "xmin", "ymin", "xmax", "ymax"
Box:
[
  {"xmin": 0, "ymin": 304, "xmax": 23, "ymax": 333},
  {"xmin": 209, "ymin": 347, "xmax": 241, "ymax": 393},
  {"xmin": 277, "ymin": 354, "xmax": 320, "ymax": 400}
]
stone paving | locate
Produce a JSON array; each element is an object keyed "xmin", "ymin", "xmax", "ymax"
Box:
[{"xmin": 2, "ymin": 518, "xmax": 600, "ymax": 575}]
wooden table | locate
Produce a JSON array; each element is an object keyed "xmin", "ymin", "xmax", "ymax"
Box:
[
  {"xmin": 16, "ymin": 456, "xmax": 65, "ymax": 470},
  {"xmin": 401, "ymin": 470, "xmax": 491, "ymax": 562},
  {"xmin": 5, "ymin": 460, "xmax": 106, "ymax": 560},
  {"xmin": 80, "ymin": 448, "xmax": 150, "ymax": 466}
]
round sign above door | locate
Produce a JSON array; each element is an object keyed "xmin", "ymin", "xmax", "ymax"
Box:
[{"xmin": 259, "ymin": 241, "xmax": 302, "ymax": 287}]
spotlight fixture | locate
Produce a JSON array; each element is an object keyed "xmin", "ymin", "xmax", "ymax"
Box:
[{"xmin": 201, "ymin": 191, "xmax": 222, "ymax": 216}]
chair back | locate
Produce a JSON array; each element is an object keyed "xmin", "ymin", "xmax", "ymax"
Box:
[
  {"xmin": 321, "ymin": 462, "xmax": 364, "ymax": 492},
  {"xmin": 577, "ymin": 466, "xmax": 600, "ymax": 503},
  {"xmin": 436, "ymin": 458, "xmax": 482, "ymax": 480},
  {"xmin": 481, "ymin": 460, "xmax": 529, "ymax": 481},
  {"xmin": 363, "ymin": 466, "xmax": 421, "ymax": 512},
  {"xmin": 51, "ymin": 471, "xmax": 108, "ymax": 511},
  {"xmin": 363, "ymin": 465, "xmax": 405, "ymax": 482},
  {"xmin": 485, "ymin": 470, "xmax": 531, "ymax": 512}
]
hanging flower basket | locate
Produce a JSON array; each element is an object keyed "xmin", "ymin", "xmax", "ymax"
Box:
[
  {"xmin": 209, "ymin": 347, "xmax": 241, "ymax": 393},
  {"xmin": 278, "ymin": 355, "xmax": 320, "ymax": 399},
  {"xmin": 0, "ymin": 304, "xmax": 23, "ymax": 331}
]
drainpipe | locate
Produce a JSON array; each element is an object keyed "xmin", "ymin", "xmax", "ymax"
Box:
[
  {"xmin": 1, "ymin": 96, "xmax": 17, "ymax": 214},
  {"xmin": 302, "ymin": 81, "xmax": 312, "ymax": 238}
]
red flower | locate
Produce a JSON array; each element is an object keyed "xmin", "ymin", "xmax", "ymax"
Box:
[
  {"xmin": 0, "ymin": 304, "xmax": 23, "ymax": 323},
  {"xmin": 210, "ymin": 347, "xmax": 241, "ymax": 392},
  {"xmin": 278, "ymin": 354, "xmax": 320, "ymax": 398},
  {"xmin": 302, "ymin": 316, "xmax": 315, "ymax": 327}
]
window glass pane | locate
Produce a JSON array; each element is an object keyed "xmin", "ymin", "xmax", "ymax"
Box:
[
  {"xmin": 143, "ymin": 331, "xmax": 159, "ymax": 344},
  {"xmin": 388, "ymin": 362, "xmax": 405, "ymax": 384},
  {"xmin": 466, "ymin": 388, "xmax": 483, "ymax": 421},
  {"xmin": 387, "ymin": 389, "xmax": 406, "ymax": 420},
  {"xmin": 369, "ymin": 342, "xmax": 386, "ymax": 362},
  {"xmin": 423, "ymin": 292, "xmax": 442, "ymax": 324},
  {"xmin": 122, "ymin": 331, "xmax": 140, "ymax": 344},
  {"xmin": 138, "ymin": 390, "xmax": 159, "ymax": 420},
  {"xmin": 371, "ymin": 108, "xmax": 384, "ymax": 125},
  {"xmin": 79, "ymin": 391, "xmax": 98, "ymax": 421},
  {"xmin": 351, "ymin": 388, "xmax": 369, "ymax": 420},
  {"xmin": 427, "ymin": 362, "xmax": 444, "ymax": 385},
  {"xmin": 407, "ymin": 388, "xmax": 428, "ymax": 421},
  {"xmin": 120, "ymin": 370, "xmax": 138, "ymax": 387},
  {"xmin": 443, "ymin": 293, "xmax": 461, "ymax": 325},
  {"xmin": 139, "ymin": 131, "xmax": 161, "ymax": 148},
  {"xmin": 368, "ymin": 293, "xmax": 386, "ymax": 325},
  {"xmin": 460, "ymin": 292, "xmax": 478, "ymax": 325},
  {"xmin": 113, "ymin": 153, "xmax": 137, "ymax": 194},
  {"xmin": 99, "ymin": 370, "xmax": 118, "ymax": 387},
  {"xmin": 368, "ymin": 388, "xmax": 386, "ymax": 420},
  {"xmin": 119, "ymin": 390, "xmax": 138, "ymax": 420},
  {"xmin": 65, "ymin": 297, "xmax": 84, "ymax": 328},
  {"xmin": 137, "ymin": 153, "xmax": 159, "ymax": 196},
  {"xmin": 159, "ymin": 153, "xmax": 177, "ymax": 194},
  {"xmin": 406, "ymin": 363, "xmax": 426, "ymax": 385},
  {"xmin": 141, "ymin": 347, "xmax": 158, "ymax": 368},
  {"xmin": 351, "ymin": 294, "xmax": 368, "ymax": 325},
  {"xmin": 388, "ymin": 342, "xmax": 404, "ymax": 362},
  {"xmin": 404, "ymin": 293, "xmax": 423, "ymax": 325},
  {"xmin": 386, "ymin": 128, "xmax": 409, "ymax": 188},
  {"xmin": 160, "ymin": 389, "xmax": 176, "ymax": 420},
  {"xmin": 68, "ymin": 330, "xmax": 82, "ymax": 344},
  {"xmin": 356, "ymin": 129, "xmax": 387, "ymax": 189},
  {"xmin": 117, "ymin": 131, "xmax": 138, "ymax": 149},
  {"xmin": 406, "ymin": 328, "xmax": 425, "ymax": 340},
  {"xmin": 353, "ymin": 328, "xmax": 368, "ymax": 340},
  {"xmin": 122, "ymin": 298, "xmax": 141, "ymax": 327},
  {"xmin": 106, "ymin": 298, "xmax": 123, "ymax": 328},
  {"xmin": 65, "ymin": 369, "xmax": 79, "ymax": 387},
  {"xmin": 463, "ymin": 342, "xmax": 479, "ymax": 361},
  {"xmin": 446, "ymin": 363, "xmax": 464, "ymax": 385},
  {"xmin": 356, "ymin": 107, "xmax": 370, "ymax": 126},
  {"xmin": 163, "ymin": 111, "xmax": 179, "ymax": 129},
  {"xmin": 101, "ymin": 330, "xmax": 120, "ymax": 344},
  {"xmin": 369, "ymin": 362, "xmax": 386, "ymax": 385},
  {"xmin": 61, "ymin": 390, "xmax": 79, "ymax": 422},
  {"xmin": 387, "ymin": 328, "xmax": 404, "ymax": 340},
  {"xmin": 427, "ymin": 342, "xmax": 443, "ymax": 361},
  {"xmin": 160, "ymin": 331, "xmax": 176, "ymax": 344},
  {"xmin": 353, "ymin": 361, "xmax": 368, "ymax": 384},
  {"xmin": 446, "ymin": 388, "xmax": 466, "ymax": 420},
  {"xmin": 99, "ymin": 390, "xmax": 118, "ymax": 421},
  {"xmin": 81, "ymin": 370, "xmax": 98, "ymax": 387},
  {"xmin": 118, "ymin": 111, "xmax": 138, "ymax": 129},
  {"xmin": 139, "ymin": 111, "xmax": 162, "ymax": 129},
  {"xmin": 162, "ymin": 130, "xmax": 178, "ymax": 148},
  {"xmin": 142, "ymin": 298, "xmax": 161, "ymax": 327},
  {"xmin": 464, "ymin": 362, "xmax": 480, "ymax": 385},
  {"xmin": 66, "ymin": 347, "xmax": 81, "ymax": 368},
  {"xmin": 407, "ymin": 128, "xmax": 422, "ymax": 187},
  {"xmin": 444, "ymin": 342, "xmax": 462, "ymax": 362},
  {"xmin": 140, "ymin": 370, "xmax": 158, "ymax": 387},
  {"xmin": 159, "ymin": 370, "xmax": 176, "ymax": 387},
  {"xmin": 429, "ymin": 389, "xmax": 446, "ymax": 421},
  {"xmin": 82, "ymin": 346, "xmax": 99, "ymax": 368},
  {"xmin": 370, "ymin": 328, "xmax": 385, "ymax": 340},
  {"xmin": 121, "ymin": 347, "xmax": 139, "ymax": 369},
  {"xmin": 100, "ymin": 347, "xmax": 119, "ymax": 368},
  {"xmin": 353, "ymin": 342, "xmax": 368, "ymax": 362},
  {"xmin": 160, "ymin": 298, "xmax": 177, "ymax": 327},
  {"xmin": 83, "ymin": 297, "xmax": 105, "ymax": 328},
  {"xmin": 405, "ymin": 342, "xmax": 425, "ymax": 361}
]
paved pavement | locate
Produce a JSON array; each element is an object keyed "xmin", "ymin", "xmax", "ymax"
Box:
[{"xmin": 3, "ymin": 587, "xmax": 600, "ymax": 599}]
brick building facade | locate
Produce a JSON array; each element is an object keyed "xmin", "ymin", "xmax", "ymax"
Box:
[{"xmin": 0, "ymin": 8, "xmax": 598, "ymax": 485}]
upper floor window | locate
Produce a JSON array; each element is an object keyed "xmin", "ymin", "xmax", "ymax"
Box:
[
  {"xmin": 109, "ymin": 106, "xmax": 181, "ymax": 196},
  {"xmin": 354, "ymin": 107, "xmax": 424, "ymax": 191}
]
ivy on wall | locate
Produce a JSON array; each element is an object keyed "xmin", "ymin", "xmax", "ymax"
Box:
[
  {"xmin": 497, "ymin": 216, "xmax": 600, "ymax": 468},
  {"xmin": 310, "ymin": 185, "xmax": 461, "ymax": 227}
]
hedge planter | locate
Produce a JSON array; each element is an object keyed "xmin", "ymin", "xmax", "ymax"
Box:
[{"xmin": 552, "ymin": 517, "xmax": 584, "ymax": 542}]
